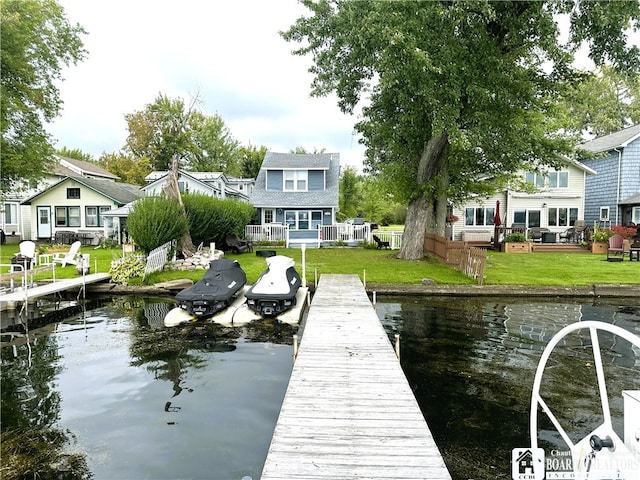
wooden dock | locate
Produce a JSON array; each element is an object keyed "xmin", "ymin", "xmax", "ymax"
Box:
[
  {"xmin": 261, "ymin": 274, "xmax": 451, "ymax": 480},
  {"xmin": 0, "ymin": 273, "xmax": 111, "ymax": 311}
]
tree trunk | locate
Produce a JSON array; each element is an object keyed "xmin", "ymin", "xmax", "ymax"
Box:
[
  {"xmin": 162, "ymin": 155, "xmax": 195, "ymax": 256},
  {"xmin": 397, "ymin": 132, "xmax": 449, "ymax": 260}
]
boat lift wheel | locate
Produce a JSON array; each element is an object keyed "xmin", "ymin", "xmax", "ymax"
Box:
[{"xmin": 530, "ymin": 321, "xmax": 640, "ymax": 478}]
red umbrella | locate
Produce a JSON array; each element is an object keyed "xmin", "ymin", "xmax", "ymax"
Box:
[{"xmin": 493, "ymin": 200, "xmax": 502, "ymax": 226}]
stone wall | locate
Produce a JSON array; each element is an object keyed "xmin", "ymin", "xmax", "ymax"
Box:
[{"xmin": 165, "ymin": 249, "xmax": 225, "ymax": 271}]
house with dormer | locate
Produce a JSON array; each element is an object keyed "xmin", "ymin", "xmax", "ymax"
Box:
[{"xmin": 248, "ymin": 152, "xmax": 340, "ymax": 244}]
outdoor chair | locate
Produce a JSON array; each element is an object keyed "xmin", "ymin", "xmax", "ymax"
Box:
[
  {"xmin": 373, "ymin": 235, "xmax": 390, "ymax": 250},
  {"xmin": 559, "ymin": 228, "xmax": 575, "ymax": 243},
  {"xmin": 573, "ymin": 220, "xmax": 587, "ymax": 242},
  {"xmin": 606, "ymin": 234, "xmax": 624, "ymax": 262},
  {"xmin": 225, "ymin": 234, "xmax": 253, "ymax": 254},
  {"xmin": 53, "ymin": 241, "xmax": 82, "ymax": 267},
  {"xmin": 10, "ymin": 241, "xmax": 36, "ymax": 272},
  {"xmin": 529, "ymin": 227, "xmax": 549, "ymax": 243}
]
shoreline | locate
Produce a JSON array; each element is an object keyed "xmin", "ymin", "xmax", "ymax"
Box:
[{"xmin": 87, "ymin": 280, "xmax": 640, "ymax": 299}]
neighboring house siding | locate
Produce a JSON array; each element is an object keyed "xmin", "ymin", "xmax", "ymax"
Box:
[
  {"xmin": 621, "ymin": 139, "xmax": 640, "ymax": 203},
  {"xmin": 583, "ymin": 153, "xmax": 620, "ymax": 225}
]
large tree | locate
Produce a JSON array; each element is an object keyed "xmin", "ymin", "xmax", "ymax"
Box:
[
  {"xmin": 98, "ymin": 151, "xmax": 151, "ymax": 185},
  {"xmin": 283, "ymin": 0, "xmax": 640, "ymax": 259},
  {"xmin": 124, "ymin": 93, "xmax": 242, "ymax": 174},
  {"xmin": 0, "ymin": 0, "xmax": 86, "ymax": 195},
  {"xmin": 562, "ymin": 65, "xmax": 640, "ymax": 137}
]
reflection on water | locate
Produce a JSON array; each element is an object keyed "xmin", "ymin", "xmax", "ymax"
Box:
[
  {"xmin": 1, "ymin": 295, "xmax": 639, "ymax": 480},
  {"xmin": 376, "ymin": 296, "xmax": 640, "ymax": 480},
  {"xmin": 1, "ymin": 296, "xmax": 296, "ymax": 480}
]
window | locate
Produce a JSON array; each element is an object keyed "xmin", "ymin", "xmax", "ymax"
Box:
[
  {"xmin": 264, "ymin": 209, "xmax": 274, "ymax": 224},
  {"xmin": 600, "ymin": 206, "xmax": 609, "ymax": 221},
  {"xmin": 284, "ymin": 210, "xmax": 322, "ymax": 229},
  {"xmin": 525, "ymin": 172, "xmax": 545, "ymax": 188},
  {"xmin": 3, "ymin": 203, "xmax": 18, "ymax": 224},
  {"xmin": 548, "ymin": 207, "xmax": 578, "ymax": 227},
  {"xmin": 85, "ymin": 206, "xmax": 111, "ymax": 227},
  {"xmin": 66, "ymin": 188, "xmax": 81, "ymax": 199},
  {"xmin": 525, "ymin": 171, "xmax": 568, "ymax": 188},
  {"xmin": 56, "ymin": 206, "xmax": 81, "ymax": 227},
  {"xmin": 178, "ymin": 181, "xmax": 188, "ymax": 193},
  {"xmin": 632, "ymin": 207, "xmax": 640, "ymax": 224},
  {"xmin": 513, "ymin": 210, "xmax": 540, "ymax": 227},
  {"xmin": 548, "ymin": 171, "xmax": 568, "ymax": 188},
  {"xmin": 283, "ymin": 170, "xmax": 307, "ymax": 191},
  {"xmin": 464, "ymin": 207, "xmax": 495, "ymax": 226}
]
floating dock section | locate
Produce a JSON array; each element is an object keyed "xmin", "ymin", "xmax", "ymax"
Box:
[
  {"xmin": 0, "ymin": 273, "xmax": 111, "ymax": 311},
  {"xmin": 261, "ymin": 274, "xmax": 451, "ymax": 479}
]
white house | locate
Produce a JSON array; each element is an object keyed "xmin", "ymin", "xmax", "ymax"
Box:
[
  {"xmin": 450, "ymin": 159, "xmax": 596, "ymax": 242},
  {"xmin": 1, "ymin": 155, "xmax": 120, "ymax": 242},
  {"xmin": 21, "ymin": 176, "xmax": 142, "ymax": 244}
]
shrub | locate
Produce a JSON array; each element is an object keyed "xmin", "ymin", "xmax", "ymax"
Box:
[
  {"xmin": 127, "ymin": 196, "xmax": 188, "ymax": 254},
  {"xmin": 109, "ymin": 254, "xmax": 146, "ymax": 284},
  {"xmin": 182, "ymin": 194, "xmax": 255, "ymax": 246},
  {"xmin": 504, "ymin": 232, "xmax": 527, "ymax": 242}
]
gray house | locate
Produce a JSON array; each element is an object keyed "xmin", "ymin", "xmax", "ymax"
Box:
[
  {"xmin": 580, "ymin": 124, "xmax": 640, "ymax": 227},
  {"xmin": 249, "ymin": 152, "xmax": 340, "ymax": 243}
]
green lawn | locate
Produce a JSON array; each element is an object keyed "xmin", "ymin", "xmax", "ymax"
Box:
[{"xmin": 1, "ymin": 243, "xmax": 638, "ymax": 286}]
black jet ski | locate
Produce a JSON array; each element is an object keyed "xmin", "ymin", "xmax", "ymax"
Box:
[
  {"xmin": 175, "ymin": 258, "xmax": 247, "ymax": 318},
  {"xmin": 244, "ymin": 255, "xmax": 301, "ymax": 317}
]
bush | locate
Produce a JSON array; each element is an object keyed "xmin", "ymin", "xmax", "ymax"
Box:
[
  {"xmin": 127, "ymin": 196, "xmax": 189, "ymax": 254},
  {"xmin": 109, "ymin": 254, "xmax": 146, "ymax": 284},
  {"xmin": 504, "ymin": 232, "xmax": 527, "ymax": 242},
  {"xmin": 182, "ymin": 194, "xmax": 255, "ymax": 246}
]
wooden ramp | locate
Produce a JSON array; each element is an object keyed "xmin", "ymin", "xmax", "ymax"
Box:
[
  {"xmin": 0, "ymin": 273, "xmax": 111, "ymax": 311},
  {"xmin": 261, "ymin": 274, "xmax": 451, "ymax": 480}
]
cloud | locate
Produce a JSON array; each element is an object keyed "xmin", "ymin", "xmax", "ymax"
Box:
[{"xmin": 50, "ymin": 0, "xmax": 366, "ymax": 170}]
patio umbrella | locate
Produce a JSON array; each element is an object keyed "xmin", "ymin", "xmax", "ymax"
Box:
[{"xmin": 493, "ymin": 200, "xmax": 502, "ymax": 226}]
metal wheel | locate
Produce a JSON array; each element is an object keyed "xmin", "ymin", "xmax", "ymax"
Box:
[{"xmin": 530, "ymin": 321, "xmax": 640, "ymax": 478}]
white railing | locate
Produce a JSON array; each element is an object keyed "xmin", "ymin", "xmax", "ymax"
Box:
[
  {"xmin": 245, "ymin": 224, "xmax": 288, "ymax": 243},
  {"xmin": 143, "ymin": 240, "xmax": 175, "ymax": 279},
  {"xmin": 245, "ymin": 223, "xmax": 403, "ymax": 249}
]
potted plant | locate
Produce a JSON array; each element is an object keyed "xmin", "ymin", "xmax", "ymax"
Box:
[
  {"xmin": 503, "ymin": 232, "xmax": 531, "ymax": 253},
  {"xmin": 591, "ymin": 224, "xmax": 611, "ymax": 254}
]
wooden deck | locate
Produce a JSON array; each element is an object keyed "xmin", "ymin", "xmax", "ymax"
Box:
[
  {"xmin": 261, "ymin": 274, "xmax": 451, "ymax": 480},
  {"xmin": 0, "ymin": 273, "xmax": 111, "ymax": 311}
]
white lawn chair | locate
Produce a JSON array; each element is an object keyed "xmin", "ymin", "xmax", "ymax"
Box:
[
  {"xmin": 10, "ymin": 241, "xmax": 36, "ymax": 272},
  {"xmin": 53, "ymin": 241, "xmax": 81, "ymax": 267}
]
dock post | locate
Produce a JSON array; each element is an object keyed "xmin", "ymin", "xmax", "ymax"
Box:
[
  {"xmin": 372, "ymin": 291, "xmax": 377, "ymax": 309},
  {"xmin": 395, "ymin": 334, "xmax": 400, "ymax": 360},
  {"xmin": 292, "ymin": 334, "xmax": 298, "ymax": 361}
]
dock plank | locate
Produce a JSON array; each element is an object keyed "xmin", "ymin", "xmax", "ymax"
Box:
[
  {"xmin": 0, "ymin": 273, "xmax": 111, "ymax": 310},
  {"xmin": 261, "ymin": 274, "xmax": 451, "ymax": 480}
]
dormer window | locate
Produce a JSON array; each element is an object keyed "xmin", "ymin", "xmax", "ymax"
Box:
[{"xmin": 284, "ymin": 170, "xmax": 307, "ymax": 191}]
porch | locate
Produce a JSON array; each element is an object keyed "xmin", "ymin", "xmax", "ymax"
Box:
[{"xmin": 245, "ymin": 224, "xmax": 404, "ymax": 249}]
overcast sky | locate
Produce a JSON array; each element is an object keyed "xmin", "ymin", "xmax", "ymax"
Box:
[{"xmin": 49, "ymin": 0, "xmax": 367, "ymax": 171}]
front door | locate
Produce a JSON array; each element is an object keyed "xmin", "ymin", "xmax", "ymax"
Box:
[{"xmin": 37, "ymin": 206, "xmax": 52, "ymax": 240}]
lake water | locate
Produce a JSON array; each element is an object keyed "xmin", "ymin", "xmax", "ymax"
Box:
[{"xmin": 1, "ymin": 295, "xmax": 639, "ymax": 480}]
